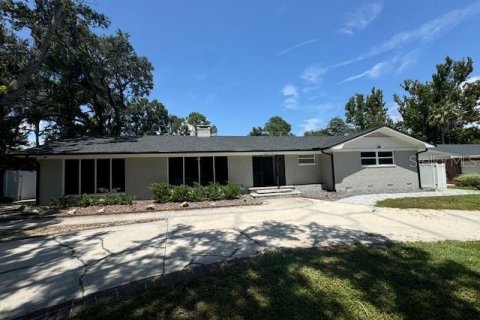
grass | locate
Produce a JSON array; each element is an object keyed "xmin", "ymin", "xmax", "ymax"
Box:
[
  {"xmin": 74, "ymin": 241, "xmax": 480, "ymax": 320},
  {"xmin": 376, "ymin": 194, "xmax": 480, "ymax": 210},
  {"xmin": 448, "ymin": 185, "xmax": 479, "ymax": 190}
]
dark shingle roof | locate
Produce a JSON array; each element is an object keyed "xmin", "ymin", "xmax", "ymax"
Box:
[
  {"xmin": 424, "ymin": 144, "xmax": 480, "ymax": 157},
  {"xmin": 22, "ymin": 127, "xmax": 379, "ymax": 156}
]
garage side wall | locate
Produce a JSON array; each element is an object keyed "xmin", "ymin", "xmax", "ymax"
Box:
[
  {"xmin": 125, "ymin": 158, "xmax": 168, "ymax": 199},
  {"xmin": 38, "ymin": 159, "xmax": 63, "ymax": 205},
  {"xmin": 334, "ymin": 151, "xmax": 419, "ymax": 192}
]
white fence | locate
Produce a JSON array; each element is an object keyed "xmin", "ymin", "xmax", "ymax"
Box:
[
  {"xmin": 419, "ymin": 163, "xmax": 447, "ymax": 190},
  {"xmin": 3, "ymin": 170, "xmax": 37, "ymax": 200}
]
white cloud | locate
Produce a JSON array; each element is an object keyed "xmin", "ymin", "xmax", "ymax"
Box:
[
  {"xmin": 341, "ymin": 2, "xmax": 383, "ymax": 35},
  {"xmin": 465, "ymin": 75, "xmax": 480, "ymax": 84},
  {"xmin": 300, "ymin": 65, "xmax": 327, "ymax": 85},
  {"xmin": 276, "ymin": 39, "xmax": 318, "ymax": 56},
  {"xmin": 341, "ymin": 61, "xmax": 389, "ymax": 83},
  {"xmin": 369, "ymin": 1, "xmax": 480, "ymax": 56},
  {"xmin": 282, "ymin": 84, "xmax": 299, "ymax": 108},
  {"xmin": 300, "ymin": 118, "xmax": 321, "ymax": 132}
]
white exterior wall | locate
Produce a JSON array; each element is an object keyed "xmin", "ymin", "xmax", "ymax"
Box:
[
  {"xmin": 284, "ymin": 154, "xmax": 322, "ymax": 185},
  {"xmin": 318, "ymin": 153, "xmax": 334, "ymax": 190},
  {"xmin": 125, "ymin": 157, "xmax": 168, "ymax": 199},
  {"xmin": 333, "ymin": 150, "xmax": 419, "ymax": 192},
  {"xmin": 228, "ymin": 156, "xmax": 253, "ymax": 187},
  {"xmin": 461, "ymin": 160, "xmax": 480, "ymax": 174},
  {"xmin": 38, "ymin": 159, "xmax": 63, "ymax": 205}
]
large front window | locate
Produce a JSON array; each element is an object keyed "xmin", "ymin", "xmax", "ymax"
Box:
[
  {"xmin": 64, "ymin": 159, "xmax": 125, "ymax": 195},
  {"xmin": 168, "ymin": 156, "xmax": 228, "ymax": 185}
]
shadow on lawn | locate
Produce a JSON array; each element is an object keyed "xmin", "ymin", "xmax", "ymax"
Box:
[{"xmin": 72, "ymin": 228, "xmax": 480, "ymax": 319}]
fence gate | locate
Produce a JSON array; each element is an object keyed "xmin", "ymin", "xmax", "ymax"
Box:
[{"xmin": 419, "ymin": 163, "xmax": 447, "ymax": 190}]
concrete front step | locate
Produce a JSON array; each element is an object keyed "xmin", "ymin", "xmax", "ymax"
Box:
[
  {"xmin": 248, "ymin": 185, "xmax": 295, "ymax": 191},
  {"xmin": 255, "ymin": 188, "xmax": 295, "ymax": 194},
  {"xmin": 250, "ymin": 190, "xmax": 302, "ymax": 198}
]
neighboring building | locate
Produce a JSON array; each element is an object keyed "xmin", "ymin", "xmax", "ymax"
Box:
[
  {"xmin": 22, "ymin": 126, "xmax": 433, "ymax": 205},
  {"xmin": 419, "ymin": 144, "xmax": 480, "ymax": 183}
]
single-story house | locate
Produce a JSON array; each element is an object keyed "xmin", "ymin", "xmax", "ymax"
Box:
[
  {"xmin": 22, "ymin": 126, "xmax": 434, "ymax": 205},
  {"xmin": 419, "ymin": 144, "xmax": 480, "ymax": 183}
]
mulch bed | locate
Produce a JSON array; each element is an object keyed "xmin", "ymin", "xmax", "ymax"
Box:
[{"xmin": 20, "ymin": 195, "xmax": 262, "ymax": 218}]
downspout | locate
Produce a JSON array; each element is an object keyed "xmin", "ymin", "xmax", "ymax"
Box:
[
  {"xmin": 320, "ymin": 149, "xmax": 336, "ymax": 192},
  {"xmin": 416, "ymin": 147, "xmax": 429, "ymax": 190}
]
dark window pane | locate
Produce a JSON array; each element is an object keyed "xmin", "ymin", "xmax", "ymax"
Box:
[
  {"xmin": 379, "ymin": 158, "xmax": 394, "ymax": 165},
  {"xmin": 184, "ymin": 157, "xmax": 199, "ymax": 186},
  {"xmin": 96, "ymin": 159, "xmax": 110, "ymax": 192},
  {"xmin": 65, "ymin": 160, "xmax": 79, "ymax": 195},
  {"xmin": 200, "ymin": 157, "xmax": 214, "ymax": 185},
  {"xmin": 361, "ymin": 158, "xmax": 377, "ymax": 165},
  {"xmin": 112, "ymin": 159, "xmax": 125, "ymax": 192},
  {"xmin": 81, "ymin": 159, "xmax": 95, "ymax": 194},
  {"xmin": 378, "ymin": 151, "xmax": 393, "ymax": 157},
  {"xmin": 169, "ymin": 157, "xmax": 183, "ymax": 185},
  {"xmin": 361, "ymin": 152, "xmax": 376, "ymax": 158},
  {"xmin": 214, "ymin": 157, "xmax": 228, "ymax": 184}
]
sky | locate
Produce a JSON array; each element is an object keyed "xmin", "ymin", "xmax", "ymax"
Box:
[{"xmin": 92, "ymin": 0, "xmax": 480, "ymax": 136}]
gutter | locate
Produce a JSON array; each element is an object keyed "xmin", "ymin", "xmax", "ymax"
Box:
[
  {"xmin": 320, "ymin": 149, "xmax": 336, "ymax": 192},
  {"xmin": 415, "ymin": 147, "xmax": 429, "ymax": 189}
]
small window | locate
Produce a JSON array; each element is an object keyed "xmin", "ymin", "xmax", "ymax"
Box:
[
  {"xmin": 298, "ymin": 154, "xmax": 315, "ymax": 165},
  {"xmin": 361, "ymin": 151, "xmax": 394, "ymax": 166}
]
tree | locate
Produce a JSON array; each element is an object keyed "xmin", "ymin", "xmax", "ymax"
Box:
[
  {"xmin": 345, "ymin": 87, "xmax": 391, "ymax": 130},
  {"xmin": 395, "ymin": 56, "xmax": 480, "ymax": 143},
  {"xmin": 168, "ymin": 115, "xmax": 190, "ymax": 135},
  {"xmin": 249, "ymin": 127, "xmax": 266, "ymax": 136},
  {"xmin": 185, "ymin": 112, "xmax": 218, "ymax": 135},
  {"xmin": 0, "ymin": 0, "xmax": 108, "ymax": 109},
  {"xmin": 122, "ymin": 99, "xmax": 169, "ymax": 136},
  {"xmin": 264, "ymin": 116, "xmax": 293, "ymax": 136},
  {"xmin": 303, "ymin": 117, "xmax": 351, "ymax": 136}
]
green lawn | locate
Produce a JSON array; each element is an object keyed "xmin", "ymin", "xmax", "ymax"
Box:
[
  {"xmin": 74, "ymin": 241, "xmax": 480, "ymax": 320},
  {"xmin": 376, "ymin": 194, "xmax": 480, "ymax": 210}
]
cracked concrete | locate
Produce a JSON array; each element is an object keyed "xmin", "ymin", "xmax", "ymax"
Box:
[{"xmin": 1, "ymin": 197, "xmax": 480, "ymax": 319}]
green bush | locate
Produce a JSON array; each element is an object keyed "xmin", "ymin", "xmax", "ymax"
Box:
[
  {"xmin": 149, "ymin": 183, "xmax": 172, "ymax": 203},
  {"xmin": 149, "ymin": 182, "xmax": 242, "ymax": 203},
  {"xmin": 454, "ymin": 174, "xmax": 480, "ymax": 188},
  {"xmin": 51, "ymin": 192, "xmax": 135, "ymax": 208},
  {"xmin": 222, "ymin": 183, "xmax": 241, "ymax": 199}
]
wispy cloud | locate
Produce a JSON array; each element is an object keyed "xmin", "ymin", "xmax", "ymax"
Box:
[
  {"xmin": 300, "ymin": 117, "xmax": 321, "ymax": 132},
  {"xmin": 341, "ymin": 2, "xmax": 383, "ymax": 35},
  {"xmin": 282, "ymin": 84, "xmax": 299, "ymax": 109},
  {"xmin": 299, "ymin": 65, "xmax": 327, "ymax": 85},
  {"xmin": 276, "ymin": 38, "xmax": 318, "ymax": 56},
  {"xmin": 341, "ymin": 61, "xmax": 389, "ymax": 83}
]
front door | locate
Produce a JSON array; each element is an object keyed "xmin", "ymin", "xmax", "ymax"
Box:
[{"xmin": 252, "ymin": 156, "xmax": 286, "ymax": 187}]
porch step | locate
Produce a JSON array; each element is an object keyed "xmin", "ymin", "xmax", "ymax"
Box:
[
  {"xmin": 255, "ymin": 188, "xmax": 295, "ymax": 194},
  {"xmin": 248, "ymin": 185, "xmax": 295, "ymax": 192},
  {"xmin": 250, "ymin": 190, "xmax": 303, "ymax": 198}
]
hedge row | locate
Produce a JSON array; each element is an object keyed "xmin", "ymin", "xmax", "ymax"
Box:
[
  {"xmin": 149, "ymin": 182, "xmax": 242, "ymax": 203},
  {"xmin": 454, "ymin": 173, "xmax": 480, "ymax": 188}
]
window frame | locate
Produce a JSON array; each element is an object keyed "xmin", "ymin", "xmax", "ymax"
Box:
[
  {"xmin": 167, "ymin": 156, "xmax": 229, "ymax": 185},
  {"xmin": 298, "ymin": 154, "xmax": 316, "ymax": 166},
  {"xmin": 63, "ymin": 158, "xmax": 125, "ymax": 196},
  {"xmin": 360, "ymin": 151, "xmax": 395, "ymax": 167}
]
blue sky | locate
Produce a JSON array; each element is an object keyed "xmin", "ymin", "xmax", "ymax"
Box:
[{"xmin": 93, "ymin": 0, "xmax": 480, "ymax": 135}]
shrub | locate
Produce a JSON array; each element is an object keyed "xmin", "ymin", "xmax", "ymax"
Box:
[
  {"xmin": 149, "ymin": 183, "xmax": 172, "ymax": 203},
  {"xmin": 149, "ymin": 182, "xmax": 242, "ymax": 203},
  {"xmin": 203, "ymin": 183, "xmax": 223, "ymax": 201},
  {"xmin": 51, "ymin": 192, "xmax": 135, "ymax": 208},
  {"xmin": 170, "ymin": 184, "xmax": 192, "ymax": 202},
  {"xmin": 222, "ymin": 183, "xmax": 241, "ymax": 200},
  {"xmin": 454, "ymin": 174, "xmax": 480, "ymax": 188}
]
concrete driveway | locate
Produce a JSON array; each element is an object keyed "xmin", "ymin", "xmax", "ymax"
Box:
[{"xmin": 1, "ymin": 197, "xmax": 480, "ymax": 319}]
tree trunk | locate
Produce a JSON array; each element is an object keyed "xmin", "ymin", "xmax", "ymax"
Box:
[{"xmin": 35, "ymin": 121, "xmax": 40, "ymax": 146}]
